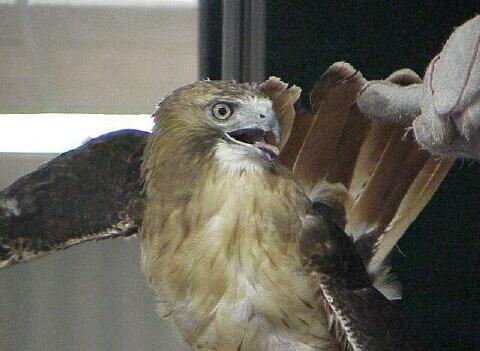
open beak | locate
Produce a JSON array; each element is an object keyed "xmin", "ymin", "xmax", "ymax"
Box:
[
  {"xmin": 222, "ymin": 101, "xmax": 281, "ymax": 161},
  {"xmin": 225, "ymin": 127, "xmax": 280, "ymax": 161}
]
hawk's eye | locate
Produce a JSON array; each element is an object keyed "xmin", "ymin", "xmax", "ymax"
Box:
[{"xmin": 212, "ymin": 102, "xmax": 233, "ymax": 120}]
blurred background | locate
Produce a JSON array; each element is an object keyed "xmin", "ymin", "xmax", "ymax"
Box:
[
  {"xmin": 0, "ymin": 0, "xmax": 196, "ymax": 350},
  {"xmin": 1, "ymin": 1, "xmax": 479, "ymax": 350}
]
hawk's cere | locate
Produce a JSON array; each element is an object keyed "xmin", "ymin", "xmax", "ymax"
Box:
[{"xmin": 0, "ymin": 63, "xmax": 453, "ymax": 350}]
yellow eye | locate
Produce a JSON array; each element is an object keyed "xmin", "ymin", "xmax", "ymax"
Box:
[{"xmin": 212, "ymin": 103, "xmax": 233, "ymax": 120}]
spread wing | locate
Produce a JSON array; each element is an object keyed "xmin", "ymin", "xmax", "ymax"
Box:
[
  {"xmin": 0, "ymin": 129, "xmax": 149, "ymax": 268},
  {"xmin": 278, "ymin": 62, "xmax": 453, "ymax": 272},
  {"xmin": 273, "ymin": 63, "xmax": 452, "ymax": 349}
]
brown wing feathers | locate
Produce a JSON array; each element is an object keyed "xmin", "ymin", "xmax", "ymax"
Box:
[
  {"xmin": 290, "ymin": 63, "xmax": 366, "ymax": 186},
  {"xmin": 280, "ymin": 62, "xmax": 453, "ymax": 270},
  {"xmin": 0, "ymin": 129, "xmax": 148, "ymax": 268},
  {"xmin": 263, "ymin": 69, "xmax": 452, "ymax": 350},
  {"xmin": 371, "ymin": 156, "xmax": 453, "ymax": 268},
  {"xmin": 286, "ymin": 63, "xmax": 448, "ymax": 350},
  {"xmin": 278, "ymin": 107, "xmax": 314, "ymax": 169}
]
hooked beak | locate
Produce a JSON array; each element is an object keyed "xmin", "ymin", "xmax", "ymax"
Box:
[
  {"xmin": 225, "ymin": 128, "xmax": 280, "ymax": 161},
  {"xmin": 223, "ymin": 105, "xmax": 281, "ymax": 161}
]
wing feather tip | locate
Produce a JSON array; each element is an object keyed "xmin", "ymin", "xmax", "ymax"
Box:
[{"xmin": 310, "ymin": 61, "xmax": 366, "ymax": 113}]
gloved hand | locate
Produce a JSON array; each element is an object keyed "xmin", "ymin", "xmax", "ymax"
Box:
[{"xmin": 357, "ymin": 15, "xmax": 480, "ymax": 159}]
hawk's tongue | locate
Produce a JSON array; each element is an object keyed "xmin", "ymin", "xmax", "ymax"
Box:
[{"xmin": 254, "ymin": 141, "xmax": 280, "ymax": 158}]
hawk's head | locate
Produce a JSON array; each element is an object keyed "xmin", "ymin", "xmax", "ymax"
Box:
[{"xmin": 151, "ymin": 81, "xmax": 282, "ymax": 168}]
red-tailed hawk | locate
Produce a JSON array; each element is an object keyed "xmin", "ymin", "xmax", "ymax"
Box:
[{"xmin": 0, "ymin": 63, "xmax": 452, "ymax": 350}]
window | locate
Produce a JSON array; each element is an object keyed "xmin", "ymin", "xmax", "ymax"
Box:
[
  {"xmin": 0, "ymin": 1, "xmax": 197, "ymax": 350},
  {"xmin": 0, "ymin": 0, "xmax": 197, "ymax": 152}
]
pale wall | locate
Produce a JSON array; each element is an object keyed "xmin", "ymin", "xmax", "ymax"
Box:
[{"xmin": 0, "ymin": 1, "xmax": 197, "ymax": 350}]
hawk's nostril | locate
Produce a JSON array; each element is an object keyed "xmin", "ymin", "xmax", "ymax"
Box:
[{"xmin": 259, "ymin": 114, "xmax": 266, "ymax": 119}]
